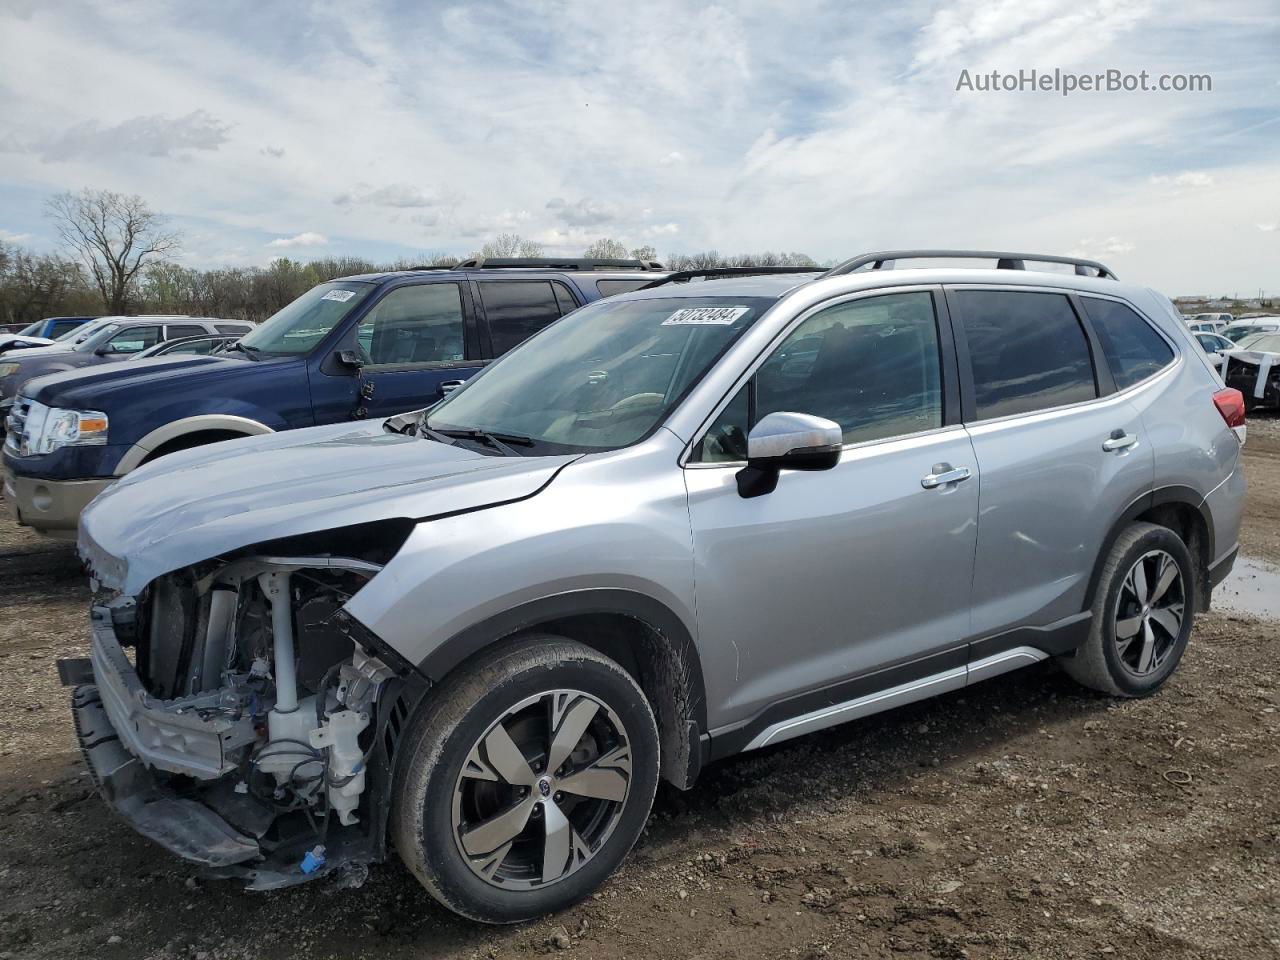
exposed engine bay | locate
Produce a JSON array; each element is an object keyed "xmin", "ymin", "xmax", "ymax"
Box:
[{"xmin": 64, "ymin": 526, "xmax": 426, "ymax": 889}]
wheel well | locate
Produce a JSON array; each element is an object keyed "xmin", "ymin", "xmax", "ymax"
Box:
[
  {"xmin": 1135, "ymin": 502, "xmax": 1212, "ymax": 610},
  {"xmin": 140, "ymin": 429, "xmax": 247, "ymax": 465},
  {"xmin": 429, "ymin": 611, "xmax": 705, "ymax": 790}
]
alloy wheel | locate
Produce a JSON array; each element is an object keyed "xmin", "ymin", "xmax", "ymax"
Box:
[
  {"xmin": 451, "ymin": 690, "xmax": 633, "ymax": 889},
  {"xmin": 1114, "ymin": 549, "xmax": 1185, "ymax": 676}
]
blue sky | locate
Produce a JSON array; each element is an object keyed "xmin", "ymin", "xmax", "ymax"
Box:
[{"xmin": 0, "ymin": 0, "xmax": 1277, "ymax": 293}]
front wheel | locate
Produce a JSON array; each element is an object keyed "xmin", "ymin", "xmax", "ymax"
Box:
[
  {"xmin": 391, "ymin": 636, "xmax": 660, "ymax": 923},
  {"xmin": 1063, "ymin": 522, "xmax": 1196, "ymax": 697}
]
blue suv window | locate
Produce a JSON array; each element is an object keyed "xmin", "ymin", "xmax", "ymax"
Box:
[
  {"xmin": 479, "ymin": 280, "xmax": 576, "ymax": 356},
  {"xmin": 356, "ymin": 283, "xmax": 466, "ymax": 365}
]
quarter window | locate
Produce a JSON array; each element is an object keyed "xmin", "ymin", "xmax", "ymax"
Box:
[
  {"xmin": 1082, "ymin": 297, "xmax": 1174, "ymax": 389},
  {"xmin": 956, "ymin": 291, "xmax": 1096, "ymax": 419},
  {"xmin": 479, "ymin": 280, "xmax": 574, "ymax": 356},
  {"xmin": 166, "ymin": 324, "xmax": 209, "ymax": 340},
  {"xmin": 596, "ymin": 279, "xmax": 653, "ymax": 297},
  {"xmin": 696, "ymin": 291, "xmax": 944, "ymax": 462},
  {"xmin": 356, "ymin": 283, "xmax": 466, "ymax": 365}
]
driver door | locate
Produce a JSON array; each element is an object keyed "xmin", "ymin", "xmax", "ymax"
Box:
[
  {"xmin": 684, "ymin": 288, "xmax": 979, "ymax": 738},
  {"xmin": 308, "ymin": 281, "xmax": 485, "ymax": 423}
]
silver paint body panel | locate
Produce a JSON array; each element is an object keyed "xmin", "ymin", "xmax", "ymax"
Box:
[{"xmin": 78, "ymin": 268, "xmax": 1245, "ymax": 753}]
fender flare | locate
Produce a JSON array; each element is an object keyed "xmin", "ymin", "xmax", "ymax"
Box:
[
  {"xmin": 1083, "ymin": 485, "xmax": 1215, "ymax": 610},
  {"xmin": 114, "ymin": 415, "xmax": 275, "ymax": 475},
  {"xmin": 418, "ymin": 588, "xmax": 709, "ymax": 781}
]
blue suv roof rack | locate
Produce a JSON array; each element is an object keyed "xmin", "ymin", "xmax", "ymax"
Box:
[
  {"xmin": 450, "ymin": 257, "xmax": 665, "ymax": 271},
  {"xmin": 639, "ymin": 266, "xmax": 820, "ymax": 288},
  {"xmin": 822, "ymin": 249, "xmax": 1117, "ymax": 280}
]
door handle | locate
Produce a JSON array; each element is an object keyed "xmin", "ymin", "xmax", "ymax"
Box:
[
  {"xmin": 921, "ymin": 464, "xmax": 972, "ymax": 489},
  {"xmin": 439, "ymin": 379, "xmax": 465, "ymax": 395},
  {"xmin": 1102, "ymin": 430, "xmax": 1138, "ymax": 452}
]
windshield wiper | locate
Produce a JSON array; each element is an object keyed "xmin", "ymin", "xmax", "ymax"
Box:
[{"xmin": 423, "ymin": 420, "xmax": 535, "ymax": 457}]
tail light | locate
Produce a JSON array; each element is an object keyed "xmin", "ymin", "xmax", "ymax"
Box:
[{"xmin": 1212, "ymin": 387, "xmax": 1247, "ymax": 443}]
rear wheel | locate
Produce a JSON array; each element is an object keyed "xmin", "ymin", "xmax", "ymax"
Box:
[
  {"xmin": 391, "ymin": 637, "xmax": 659, "ymax": 923},
  {"xmin": 1063, "ymin": 522, "xmax": 1195, "ymax": 697}
]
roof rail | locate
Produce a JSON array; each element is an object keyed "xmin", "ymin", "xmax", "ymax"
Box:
[
  {"xmin": 639, "ymin": 265, "xmax": 821, "ymax": 289},
  {"xmin": 822, "ymin": 250, "xmax": 1118, "ymax": 280},
  {"xmin": 449, "ymin": 257, "xmax": 665, "ymax": 272}
]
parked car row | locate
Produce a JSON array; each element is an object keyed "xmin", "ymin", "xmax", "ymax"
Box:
[
  {"xmin": 29, "ymin": 250, "xmax": 1247, "ymax": 923},
  {"xmin": 0, "ymin": 315, "xmax": 99, "ymax": 353},
  {"xmin": 2, "ymin": 259, "xmax": 664, "ymax": 536}
]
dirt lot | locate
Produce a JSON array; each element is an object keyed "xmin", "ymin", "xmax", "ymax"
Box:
[{"xmin": 1, "ymin": 420, "xmax": 1277, "ymax": 960}]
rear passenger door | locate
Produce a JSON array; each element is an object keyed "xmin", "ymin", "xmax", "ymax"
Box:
[
  {"xmin": 950, "ymin": 287, "xmax": 1155, "ymax": 650},
  {"xmin": 474, "ymin": 279, "xmax": 580, "ymax": 357}
]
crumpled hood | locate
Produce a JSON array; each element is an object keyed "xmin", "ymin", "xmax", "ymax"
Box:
[{"xmin": 80, "ymin": 419, "xmax": 578, "ymax": 594}]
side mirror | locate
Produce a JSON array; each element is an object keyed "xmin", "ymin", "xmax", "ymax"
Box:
[
  {"xmin": 337, "ymin": 349, "xmax": 364, "ymax": 370},
  {"xmin": 737, "ymin": 411, "xmax": 842, "ymax": 498}
]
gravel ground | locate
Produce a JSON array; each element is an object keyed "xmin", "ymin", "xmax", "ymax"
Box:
[{"xmin": 0, "ymin": 418, "xmax": 1277, "ymax": 960}]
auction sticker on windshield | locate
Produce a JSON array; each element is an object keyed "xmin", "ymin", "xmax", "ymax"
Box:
[
  {"xmin": 661, "ymin": 306, "xmax": 750, "ymax": 326},
  {"xmin": 321, "ymin": 289, "xmax": 358, "ymax": 303}
]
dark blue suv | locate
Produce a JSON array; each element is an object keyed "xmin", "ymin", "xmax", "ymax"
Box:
[{"xmin": 2, "ymin": 259, "xmax": 665, "ymax": 537}]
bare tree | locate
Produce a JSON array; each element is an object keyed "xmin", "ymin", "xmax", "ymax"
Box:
[
  {"xmin": 479, "ymin": 233, "xmax": 544, "ymax": 258},
  {"xmin": 584, "ymin": 237, "xmax": 628, "ymax": 259},
  {"xmin": 629, "ymin": 244, "xmax": 657, "ymax": 261},
  {"xmin": 46, "ymin": 188, "xmax": 182, "ymax": 313}
]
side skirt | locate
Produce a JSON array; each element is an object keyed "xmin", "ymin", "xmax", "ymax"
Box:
[{"xmin": 707, "ymin": 612, "xmax": 1090, "ymax": 760}]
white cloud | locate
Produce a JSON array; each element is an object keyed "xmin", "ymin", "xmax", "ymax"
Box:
[
  {"xmin": 15, "ymin": 109, "xmax": 229, "ymax": 161},
  {"xmin": 266, "ymin": 231, "xmax": 327, "ymax": 248},
  {"xmin": 0, "ymin": 228, "xmax": 34, "ymax": 244},
  {"xmin": 1149, "ymin": 171, "xmax": 1215, "ymax": 188},
  {"xmin": 1258, "ymin": 223, "xmax": 1278, "ymax": 232},
  {"xmin": 0, "ymin": 0, "xmax": 1274, "ymax": 292},
  {"xmin": 1071, "ymin": 236, "xmax": 1135, "ymax": 258}
]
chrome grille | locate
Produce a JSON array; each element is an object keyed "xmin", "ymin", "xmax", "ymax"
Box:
[{"xmin": 3, "ymin": 395, "xmax": 32, "ymax": 456}]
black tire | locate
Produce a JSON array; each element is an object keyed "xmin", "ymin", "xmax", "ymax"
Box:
[
  {"xmin": 1062, "ymin": 522, "xmax": 1196, "ymax": 697},
  {"xmin": 390, "ymin": 636, "xmax": 660, "ymax": 923}
]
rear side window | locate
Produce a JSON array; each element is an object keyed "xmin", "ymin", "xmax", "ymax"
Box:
[
  {"xmin": 1082, "ymin": 298, "xmax": 1174, "ymax": 389},
  {"xmin": 166, "ymin": 324, "xmax": 209, "ymax": 340},
  {"xmin": 479, "ymin": 280, "xmax": 575, "ymax": 356},
  {"xmin": 48, "ymin": 320, "xmax": 81, "ymax": 337},
  {"xmin": 956, "ymin": 290, "xmax": 1097, "ymax": 420},
  {"xmin": 215, "ymin": 323, "xmax": 249, "ymax": 334},
  {"xmin": 596, "ymin": 279, "xmax": 653, "ymax": 297}
]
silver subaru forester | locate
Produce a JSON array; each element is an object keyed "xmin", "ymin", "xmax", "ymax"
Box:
[{"xmin": 67, "ymin": 250, "xmax": 1247, "ymax": 922}]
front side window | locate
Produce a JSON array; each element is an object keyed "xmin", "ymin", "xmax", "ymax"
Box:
[
  {"xmin": 957, "ymin": 290, "xmax": 1097, "ymax": 420},
  {"xmin": 695, "ymin": 291, "xmax": 944, "ymax": 462},
  {"xmin": 1082, "ymin": 297, "xmax": 1174, "ymax": 390},
  {"xmin": 355, "ymin": 283, "xmax": 466, "ymax": 365},
  {"xmin": 49, "ymin": 320, "xmax": 81, "ymax": 337},
  {"xmin": 430, "ymin": 296, "xmax": 772, "ymax": 452},
  {"xmin": 238, "ymin": 281, "xmax": 373, "ymax": 357},
  {"xmin": 101, "ymin": 325, "xmax": 161, "ymax": 354},
  {"xmin": 479, "ymin": 280, "xmax": 573, "ymax": 356}
]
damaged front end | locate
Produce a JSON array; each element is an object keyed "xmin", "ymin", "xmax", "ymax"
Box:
[{"xmin": 61, "ymin": 521, "xmax": 426, "ymax": 889}]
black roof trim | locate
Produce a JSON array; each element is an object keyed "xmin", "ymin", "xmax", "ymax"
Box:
[
  {"xmin": 414, "ymin": 257, "xmax": 665, "ymax": 272},
  {"xmin": 822, "ymin": 249, "xmax": 1118, "ymax": 280},
  {"xmin": 638, "ymin": 266, "xmax": 820, "ymax": 289}
]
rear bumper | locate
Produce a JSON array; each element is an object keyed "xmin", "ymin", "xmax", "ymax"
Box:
[{"xmin": 1, "ymin": 467, "xmax": 111, "ymax": 538}]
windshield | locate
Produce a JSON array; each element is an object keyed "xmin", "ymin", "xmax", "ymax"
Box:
[
  {"xmin": 237, "ymin": 281, "xmax": 373, "ymax": 356},
  {"xmin": 15, "ymin": 321, "xmax": 42, "ymax": 337},
  {"xmin": 72, "ymin": 323, "xmax": 125, "ymax": 352},
  {"xmin": 1223, "ymin": 325, "xmax": 1264, "ymax": 341},
  {"xmin": 1238, "ymin": 333, "xmax": 1280, "ymax": 352},
  {"xmin": 429, "ymin": 295, "xmax": 774, "ymax": 452}
]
